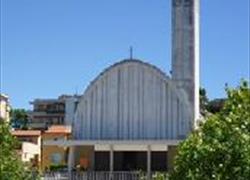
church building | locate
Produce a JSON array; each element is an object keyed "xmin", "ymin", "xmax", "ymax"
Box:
[{"xmin": 44, "ymin": 0, "xmax": 200, "ymax": 176}]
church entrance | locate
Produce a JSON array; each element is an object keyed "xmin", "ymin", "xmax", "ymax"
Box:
[
  {"xmin": 94, "ymin": 151, "xmax": 167, "ymax": 171},
  {"xmin": 114, "ymin": 152, "xmax": 147, "ymax": 171}
]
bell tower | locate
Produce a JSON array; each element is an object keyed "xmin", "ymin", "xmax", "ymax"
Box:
[{"xmin": 171, "ymin": 0, "xmax": 200, "ymax": 125}]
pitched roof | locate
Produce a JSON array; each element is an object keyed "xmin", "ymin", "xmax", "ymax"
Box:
[
  {"xmin": 12, "ymin": 130, "xmax": 41, "ymax": 136},
  {"xmin": 45, "ymin": 125, "xmax": 71, "ymax": 134}
]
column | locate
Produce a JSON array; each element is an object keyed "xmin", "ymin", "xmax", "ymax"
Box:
[
  {"xmin": 147, "ymin": 145, "xmax": 151, "ymax": 180},
  {"xmin": 67, "ymin": 146, "xmax": 75, "ymax": 173},
  {"xmin": 110, "ymin": 145, "xmax": 114, "ymax": 179}
]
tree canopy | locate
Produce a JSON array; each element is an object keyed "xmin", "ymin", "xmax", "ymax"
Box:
[
  {"xmin": 200, "ymin": 87, "xmax": 226, "ymax": 115},
  {"xmin": 199, "ymin": 87, "xmax": 209, "ymax": 116},
  {"xmin": 171, "ymin": 81, "xmax": 250, "ymax": 180},
  {"xmin": 0, "ymin": 119, "xmax": 35, "ymax": 180},
  {"xmin": 207, "ymin": 98, "xmax": 226, "ymax": 114},
  {"xmin": 10, "ymin": 109, "xmax": 29, "ymax": 129}
]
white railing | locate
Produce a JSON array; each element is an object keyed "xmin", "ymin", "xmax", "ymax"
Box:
[{"xmin": 43, "ymin": 171, "xmax": 149, "ymax": 180}]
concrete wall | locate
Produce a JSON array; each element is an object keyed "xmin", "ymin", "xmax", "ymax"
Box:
[
  {"xmin": 74, "ymin": 60, "xmax": 192, "ymax": 140},
  {"xmin": 171, "ymin": 0, "xmax": 200, "ymax": 125}
]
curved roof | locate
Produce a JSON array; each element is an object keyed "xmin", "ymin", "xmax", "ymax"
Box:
[
  {"xmin": 74, "ymin": 59, "xmax": 192, "ymax": 140},
  {"xmin": 83, "ymin": 59, "xmax": 171, "ymax": 96}
]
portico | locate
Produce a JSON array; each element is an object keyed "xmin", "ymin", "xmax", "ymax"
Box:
[{"xmin": 43, "ymin": 139, "xmax": 180, "ymax": 177}]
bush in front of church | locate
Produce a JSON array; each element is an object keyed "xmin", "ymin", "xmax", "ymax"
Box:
[{"xmin": 170, "ymin": 80, "xmax": 250, "ymax": 180}]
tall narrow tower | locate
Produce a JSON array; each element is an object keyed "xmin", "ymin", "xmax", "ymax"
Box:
[{"xmin": 172, "ymin": 0, "xmax": 200, "ymax": 126}]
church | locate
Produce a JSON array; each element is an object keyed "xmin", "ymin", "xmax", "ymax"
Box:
[{"xmin": 44, "ymin": 0, "xmax": 200, "ymax": 176}]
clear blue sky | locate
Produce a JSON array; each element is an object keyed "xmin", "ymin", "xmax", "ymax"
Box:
[{"xmin": 1, "ymin": 0, "xmax": 249, "ymax": 109}]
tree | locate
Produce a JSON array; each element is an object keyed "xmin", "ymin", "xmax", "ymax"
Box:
[
  {"xmin": 0, "ymin": 119, "xmax": 35, "ymax": 180},
  {"xmin": 200, "ymin": 87, "xmax": 209, "ymax": 116},
  {"xmin": 10, "ymin": 109, "xmax": 29, "ymax": 129},
  {"xmin": 207, "ymin": 98, "xmax": 226, "ymax": 114},
  {"xmin": 200, "ymin": 87, "xmax": 226, "ymax": 115},
  {"xmin": 171, "ymin": 81, "xmax": 250, "ymax": 180}
]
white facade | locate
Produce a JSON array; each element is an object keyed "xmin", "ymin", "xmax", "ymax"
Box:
[{"xmin": 74, "ymin": 60, "xmax": 192, "ymax": 140}]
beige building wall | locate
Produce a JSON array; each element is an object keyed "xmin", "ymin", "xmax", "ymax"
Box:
[
  {"xmin": 0, "ymin": 94, "xmax": 11, "ymax": 122},
  {"xmin": 42, "ymin": 145, "xmax": 68, "ymax": 171},
  {"xmin": 42, "ymin": 132, "xmax": 70, "ymax": 171}
]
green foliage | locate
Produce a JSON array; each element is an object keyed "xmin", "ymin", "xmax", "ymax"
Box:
[
  {"xmin": 171, "ymin": 80, "xmax": 250, "ymax": 180},
  {"xmin": 152, "ymin": 172, "xmax": 169, "ymax": 180},
  {"xmin": 200, "ymin": 87, "xmax": 226, "ymax": 115},
  {"xmin": 0, "ymin": 119, "xmax": 37, "ymax": 180},
  {"xmin": 49, "ymin": 164, "xmax": 67, "ymax": 171},
  {"xmin": 139, "ymin": 172, "xmax": 169, "ymax": 180},
  {"xmin": 207, "ymin": 98, "xmax": 226, "ymax": 114},
  {"xmin": 11, "ymin": 109, "xmax": 28, "ymax": 121},
  {"xmin": 200, "ymin": 87, "xmax": 209, "ymax": 115},
  {"xmin": 10, "ymin": 109, "xmax": 28, "ymax": 129}
]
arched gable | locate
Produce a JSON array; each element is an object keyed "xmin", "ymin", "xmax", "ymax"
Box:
[{"xmin": 74, "ymin": 59, "xmax": 192, "ymax": 140}]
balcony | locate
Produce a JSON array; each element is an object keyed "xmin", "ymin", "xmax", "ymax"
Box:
[
  {"xmin": 31, "ymin": 111, "xmax": 64, "ymax": 116},
  {"xmin": 28, "ymin": 122, "xmax": 47, "ymax": 129}
]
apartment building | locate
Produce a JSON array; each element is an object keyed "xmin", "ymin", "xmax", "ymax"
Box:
[{"xmin": 28, "ymin": 95, "xmax": 79, "ymax": 129}]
